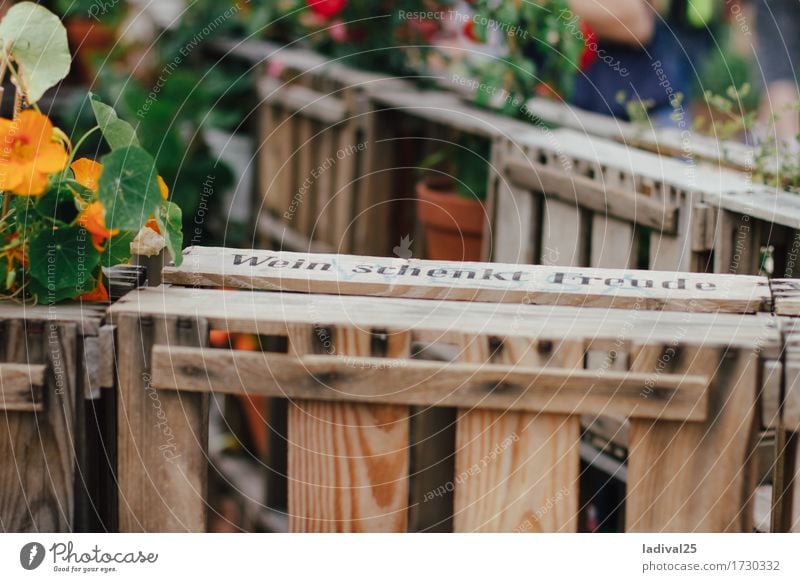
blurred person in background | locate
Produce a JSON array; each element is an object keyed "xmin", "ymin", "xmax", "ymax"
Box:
[
  {"xmin": 569, "ymin": 0, "xmax": 719, "ymax": 127},
  {"xmin": 755, "ymin": 0, "xmax": 800, "ymax": 146}
]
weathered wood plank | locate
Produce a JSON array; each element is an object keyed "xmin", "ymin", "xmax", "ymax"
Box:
[
  {"xmin": 287, "ymin": 327, "xmax": 409, "ymax": 532},
  {"xmin": 626, "ymin": 346, "xmax": 759, "ymax": 531},
  {"xmin": 163, "ymin": 247, "xmax": 771, "ymax": 314},
  {"xmin": 506, "ymin": 158, "xmax": 678, "ymax": 234},
  {"xmin": 454, "ymin": 338, "xmax": 582, "ymax": 532},
  {"xmin": 0, "ymin": 320, "xmax": 78, "ymax": 532},
  {"xmin": 115, "ymin": 314, "xmax": 209, "ymax": 532},
  {"xmin": 0, "ymin": 363, "xmax": 46, "ymax": 412},
  {"xmin": 151, "ymin": 346, "xmax": 709, "ymax": 422}
]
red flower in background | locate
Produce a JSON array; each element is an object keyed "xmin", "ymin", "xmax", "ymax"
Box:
[
  {"xmin": 306, "ymin": 0, "xmax": 346, "ymax": 19},
  {"xmin": 462, "ymin": 20, "xmax": 480, "ymax": 43},
  {"xmin": 578, "ymin": 21, "xmax": 598, "ymax": 71}
]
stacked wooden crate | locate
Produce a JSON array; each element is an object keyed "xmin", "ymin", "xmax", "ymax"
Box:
[
  {"xmin": 249, "ymin": 41, "xmax": 402, "ymax": 256},
  {"xmin": 107, "ymin": 245, "xmax": 786, "ymax": 532},
  {"xmin": 0, "ymin": 302, "xmax": 116, "ymax": 532},
  {"xmin": 485, "ymin": 128, "xmax": 800, "ymax": 277}
]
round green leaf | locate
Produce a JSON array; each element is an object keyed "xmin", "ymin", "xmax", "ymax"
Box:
[
  {"xmin": 0, "ymin": 2, "xmax": 70, "ymax": 103},
  {"xmin": 156, "ymin": 200, "xmax": 183, "ymax": 266},
  {"xmin": 98, "ymin": 146, "xmax": 162, "ymax": 231},
  {"xmin": 29, "ymin": 225, "xmax": 100, "ymax": 293},
  {"xmin": 101, "ymin": 230, "xmax": 136, "ymax": 267}
]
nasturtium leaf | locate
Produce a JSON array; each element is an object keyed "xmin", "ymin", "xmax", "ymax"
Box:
[
  {"xmin": 29, "ymin": 226, "xmax": 100, "ymax": 294},
  {"xmin": 0, "ymin": 2, "xmax": 70, "ymax": 103},
  {"xmin": 156, "ymin": 200, "xmax": 183, "ymax": 266},
  {"xmin": 90, "ymin": 94, "xmax": 140, "ymax": 149},
  {"xmin": 98, "ymin": 146, "xmax": 162, "ymax": 231},
  {"xmin": 35, "ymin": 183, "xmax": 81, "ymax": 224},
  {"xmin": 101, "ymin": 230, "xmax": 136, "ymax": 267},
  {"xmin": 27, "ymin": 276, "xmax": 83, "ymax": 304}
]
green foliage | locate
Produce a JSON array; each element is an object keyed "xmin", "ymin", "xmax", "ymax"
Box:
[
  {"xmin": 28, "ymin": 225, "xmax": 100, "ymax": 297},
  {"xmin": 0, "ymin": 1, "xmax": 71, "ymax": 102},
  {"xmin": 468, "ymin": 0, "xmax": 583, "ymax": 119},
  {"xmin": 98, "ymin": 146, "xmax": 163, "ymax": 231},
  {"xmin": 156, "ymin": 200, "xmax": 184, "ymax": 267},
  {"xmin": 91, "ymin": 94, "xmax": 140, "ymax": 149}
]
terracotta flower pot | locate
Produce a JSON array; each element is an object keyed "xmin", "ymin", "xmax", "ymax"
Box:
[{"xmin": 416, "ymin": 178, "xmax": 485, "ymax": 261}]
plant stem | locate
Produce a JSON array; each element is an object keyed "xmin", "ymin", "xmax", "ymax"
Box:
[{"xmin": 67, "ymin": 125, "xmax": 101, "ymax": 168}]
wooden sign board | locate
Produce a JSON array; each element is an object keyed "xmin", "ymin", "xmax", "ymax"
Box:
[{"xmin": 163, "ymin": 246, "xmax": 771, "ymax": 314}]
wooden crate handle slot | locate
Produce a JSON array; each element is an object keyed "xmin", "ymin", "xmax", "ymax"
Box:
[
  {"xmin": 0, "ymin": 363, "xmax": 47, "ymax": 412},
  {"xmin": 149, "ymin": 346, "xmax": 710, "ymax": 422}
]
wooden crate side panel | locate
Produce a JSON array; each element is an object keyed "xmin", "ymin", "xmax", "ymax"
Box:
[
  {"xmin": 116, "ymin": 314, "xmax": 209, "ymax": 532},
  {"xmin": 453, "ymin": 337, "xmax": 581, "ymax": 532},
  {"xmin": 288, "ymin": 327, "xmax": 410, "ymax": 532},
  {"xmin": 626, "ymin": 346, "xmax": 759, "ymax": 532},
  {"xmin": 0, "ymin": 320, "xmax": 78, "ymax": 532}
]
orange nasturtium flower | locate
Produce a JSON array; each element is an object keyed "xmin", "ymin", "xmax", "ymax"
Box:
[
  {"xmin": 70, "ymin": 158, "xmax": 116, "ymax": 252},
  {"xmin": 0, "ymin": 110, "xmax": 69, "ymax": 196},
  {"xmin": 71, "ymin": 157, "xmax": 103, "ymax": 191},
  {"xmin": 78, "ymin": 275, "xmax": 109, "ymax": 303},
  {"xmin": 78, "ymin": 201, "xmax": 118, "ymax": 252}
]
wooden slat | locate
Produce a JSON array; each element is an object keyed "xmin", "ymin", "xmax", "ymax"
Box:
[
  {"xmin": 152, "ymin": 346, "xmax": 711, "ymax": 422},
  {"xmin": 115, "ymin": 314, "xmax": 209, "ymax": 532},
  {"xmin": 713, "ymin": 210, "xmax": 764, "ymax": 275},
  {"xmin": 0, "ymin": 363, "xmax": 46, "ymax": 412},
  {"xmin": 454, "ymin": 338, "xmax": 582, "ymax": 532},
  {"xmin": 492, "ymin": 176, "xmax": 536, "ymax": 264},
  {"xmin": 259, "ymin": 76, "xmax": 347, "ymax": 124},
  {"xmin": 649, "ymin": 195, "xmax": 693, "ymax": 272},
  {"xmin": 330, "ymin": 90, "xmax": 358, "ymax": 253},
  {"xmin": 626, "ymin": 346, "xmax": 759, "ymax": 531},
  {"xmin": 771, "ymin": 279, "xmax": 800, "ymax": 317},
  {"xmin": 113, "ymin": 287, "xmax": 778, "ymax": 351},
  {"xmin": 294, "ymin": 116, "xmax": 317, "ymax": 237},
  {"xmin": 164, "ymin": 247, "xmax": 772, "ymax": 314},
  {"xmin": 287, "ymin": 327, "xmax": 409, "ymax": 532},
  {"xmin": 505, "ymin": 158, "xmax": 677, "ymax": 234}
]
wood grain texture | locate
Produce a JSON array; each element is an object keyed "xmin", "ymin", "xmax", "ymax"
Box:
[
  {"xmin": 115, "ymin": 314, "xmax": 209, "ymax": 532},
  {"xmin": 288, "ymin": 327, "xmax": 410, "ymax": 531},
  {"xmin": 0, "ymin": 319, "xmax": 78, "ymax": 532},
  {"xmin": 164, "ymin": 247, "xmax": 772, "ymax": 314},
  {"xmin": 626, "ymin": 346, "xmax": 759, "ymax": 531},
  {"xmin": 0, "ymin": 363, "xmax": 46, "ymax": 411},
  {"xmin": 151, "ymin": 346, "xmax": 710, "ymax": 421},
  {"xmin": 505, "ymin": 158, "xmax": 677, "ymax": 234},
  {"xmin": 454, "ymin": 338, "xmax": 582, "ymax": 532}
]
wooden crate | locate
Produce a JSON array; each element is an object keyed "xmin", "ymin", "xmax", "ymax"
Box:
[
  {"xmin": 254, "ymin": 45, "xmax": 401, "ymax": 256},
  {"xmin": 107, "ymin": 247, "xmax": 780, "ymax": 532},
  {"xmin": 485, "ymin": 129, "xmax": 800, "ymax": 277},
  {"xmin": 766, "ymin": 279, "xmax": 800, "ymax": 532},
  {"xmin": 0, "ymin": 302, "xmax": 116, "ymax": 532}
]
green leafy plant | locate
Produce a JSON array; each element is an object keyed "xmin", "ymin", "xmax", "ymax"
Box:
[
  {"xmin": 264, "ymin": 0, "xmax": 451, "ymax": 77},
  {"xmin": 0, "ymin": 3, "xmax": 181, "ymax": 304},
  {"xmin": 418, "ymin": 134, "xmax": 490, "ymax": 201},
  {"xmin": 467, "ymin": 0, "xmax": 583, "ymax": 119}
]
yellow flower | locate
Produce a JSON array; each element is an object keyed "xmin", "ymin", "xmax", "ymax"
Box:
[{"xmin": 0, "ymin": 110, "xmax": 69, "ymax": 195}]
